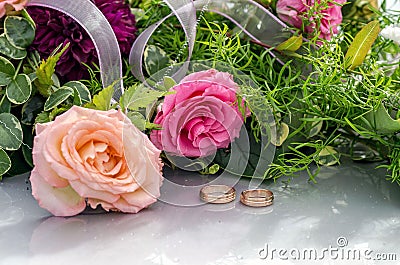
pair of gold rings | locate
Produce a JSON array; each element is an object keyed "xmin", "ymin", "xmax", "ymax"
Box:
[{"xmin": 199, "ymin": 185, "xmax": 274, "ymax": 207}]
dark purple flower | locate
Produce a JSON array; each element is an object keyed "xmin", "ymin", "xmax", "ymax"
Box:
[{"xmin": 27, "ymin": 0, "xmax": 137, "ymax": 81}]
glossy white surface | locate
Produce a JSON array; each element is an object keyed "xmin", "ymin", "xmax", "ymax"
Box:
[{"xmin": 0, "ymin": 160, "xmax": 399, "ymax": 265}]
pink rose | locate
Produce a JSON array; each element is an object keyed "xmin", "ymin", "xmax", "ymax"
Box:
[
  {"xmin": 277, "ymin": 0, "xmax": 345, "ymax": 40},
  {"xmin": 0, "ymin": 0, "xmax": 28, "ymax": 17},
  {"xmin": 31, "ymin": 106, "xmax": 163, "ymax": 216},
  {"xmin": 150, "ymin": 69, "xmax": 248, "ymax": 157}
]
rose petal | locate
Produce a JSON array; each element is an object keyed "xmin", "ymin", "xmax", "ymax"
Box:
[
  {"xmin": 181, "ymin": 69, "xmax": 239, "ymax": 90},
  {"xmin": 33, "ymin": 124, "xmax": 69, "ymax": 188},
  {"xmin": 69, "ymin": 179, "xmax": 120, "ymax": 203},
  {"xmin": 30, "ymin": 169, "xmax": 86, "ymax": 216},
  {"xmin": 105, "ymin": 197, "xmax": 143, "ymax": 213},
  {"xmin": 121, "ymin": 188, "xmax": 158, "ymax": 209}
]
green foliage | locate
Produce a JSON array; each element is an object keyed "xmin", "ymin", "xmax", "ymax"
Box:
[
  {"xmin": 0, "ymin": 34, "xmax": 27, "ymax": 59},
  {"xmin": 6, "ymin": 73, "xmax": 32, "ymax": 104},
  {"xmin": 44, "ymin": 87, "xmax": 74, "ymax": 111},
  {"xmin": 4, "ymin": 16, "xmax": 35, "ymax": 49},
  {"xmin": 0, "ymin": 113, "xmax": 23, "ymax": 151},
  {"xmin": 359, "ymin": 103, "xmax": 400, "ymax": 134},
  {"xmin": 379, "ymin": 146, "xmax": 400, "ymax": 185},
  {"xmin": 345, "ymin": 20, "xmax": 381, "ymax": 70},
  {"xmin": 35, "ymin": 43, "xmax": 70, "ymax": 97},
  {"xmin": 0, "ymin": 12, "xmax": 93, "ymax": 178},
  {"xmin": 276, "ymin": 35, "xmax": 303, "ymax": 52},
  {"xmin": 144, "ymin": 44, "xmax": 173, "ymax": 76},
  {"xmin": 0, "ymin": 56, "xmax": 15, "ymax": 86},
  {"xmin": 0, "ymin": 149, "xmax": 11, "ymax": 180},
  {"xmin": 121, "ymin": 84, "xmax": 166, "ymax": 111},
  {"xmin": 88, "ymin": 82, "xmax": 114, "ymax": 111},
  {"xmin": 129, "ymin": 1, "xmax": 400, "ymax": 184},
  {"xmin": 163, "ymin": 76, "xmax": 177, "ymax": 90},
  {"xmin": 0, "ymin": 14, "xmax": 37, "ymax": 177},
  {"xmin": 120, "ymin": 83, "xmax": 168, "ymax": 131},
  {"xmin": 64, "ymin": 81, "xmax": 91, "ymax": 105},
  {"xmin": 0, "ymin": 0, "xmax": 398, "ymax": 184}
]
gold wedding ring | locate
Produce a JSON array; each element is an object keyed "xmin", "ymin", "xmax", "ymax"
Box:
[
  {"xmin": 200, "ymin": 185, "xmax": 236, "ymax": 204},
  {"xmin": 240, "ymin": 189, "xmax": 274, "ymax": 207}
]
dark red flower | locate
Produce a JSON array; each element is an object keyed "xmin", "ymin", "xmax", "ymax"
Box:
[{"xmin": 27, "ymin": 0, "xmax": 137, "ymax": 81}]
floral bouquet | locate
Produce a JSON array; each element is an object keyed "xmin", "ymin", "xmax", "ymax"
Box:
[{"xmin": 0, "ymin": 0, "xmax": 399, "ymax": 216}]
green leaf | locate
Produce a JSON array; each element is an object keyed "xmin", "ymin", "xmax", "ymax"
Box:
[
  {"xmin": 90, "ymin": 83, "xmax": 114, "ymax": 111},
  {"xmin": 35, "ymin": 111, "xmax": 50, "ymax": 124},
  {"xmin": 275, "ymin": 35, "xmax": 303, "ymax": 52},
  {"xmin": 0, "ymin": 56, "xmax": 15, "ymax": 86},
  {"xmin": 271, "ymin": 122, "xmax": 289, "ymax": 146},
  {"xmin": 6, "ymin": 150, "xmax": 31, "ymax": 176},
  {"xmin": 4, "ymin": 16, "xmax": 35, "ymax": 49},
  {"xmin": 21, "ymin": 9, "xmax": 36, "ymax": 28},
  {"xmin": 0, "ymin": 34, "xmax": 27, "ymax": 60},
  {"xmin": 122, "ymin": 84, "xmax": 165, "ymax": 112},
  {"xmin": 163, "ymin": 76, "xmax": 177, "ymax": 90},
  {"xmin": 35, "ymin": 43, "xmax": 70, "ymax": 97},
  {"xmin": 28, "ymin": 72, "xmax": 37, "ymax": 82},
  {"xmin": 317, "ymin": 146, "xmax": 340, "ymax": 166},
  {"xmin": 6, "ymin": 74, "xmax": 32, "ymax": 104},
  {"xmin": 0, "ymin": 148, "xmax": 11, "ymax": 177},
  {"xmin": 214, "ymin": 124, "xmax": 272, "ymax": 178},
  {"xmin": 360, "ymin": 103, "xmax": 400, "ymax": 134},
  {"xmin": 344, "ymin": 21, "xmax": 380, "ymax": 70},
  {"xmin": 44, "ymin": 87, "xmax": 73, "ymax": 111},
  {"xmin": 127, "ymin": 111, "xmax": 146, "ymax": 131},
  {"xmin": 120, "ymin": 84, "xmax": 137, "ymax": 111},
  {"xmin": 22, "ymin": 124, "xmax": 33, "ymax": 168},
  {"xmin": 0, "ymin": 113, "xmax": 23, "ymax": 151},
  {"xmin": 0, "ymin": 95, "xmax": 11, "ymax": 113},
  {"xmin": 64, "ymin": 81, "xmax": 91, "ymax": 105},
  {"xmin": 199, "ymin": 163, "xmax": 220, "ymax": 175},
  {"xmin": 144, "ymin": 45, "xmax": 173, "ymax": 76},
  {"xmin": 21, "ymin": 95, "xmax": 45, "ymax": 125}
]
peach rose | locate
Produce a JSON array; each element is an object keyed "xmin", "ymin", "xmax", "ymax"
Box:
[
  {"xmin": 30, "ymin": 106, "xmax": 163, "ymax": 216},
  {"xmin": 0, "ymin": 0, "xmax": 28, "ymax": 17}
]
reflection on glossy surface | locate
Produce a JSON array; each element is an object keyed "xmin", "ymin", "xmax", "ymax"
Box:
[{"xmin": 0, "ymin": 160, "xmax": 399, "ymax": 265}]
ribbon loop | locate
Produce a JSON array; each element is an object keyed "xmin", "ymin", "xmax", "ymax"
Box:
[
  {"xmin": 28, "ymin": 0, "xmax": 124, "ymax": 101},
  {"xmin": 130, "ymin": 0, "xmax": 288, "ymax": 82}
]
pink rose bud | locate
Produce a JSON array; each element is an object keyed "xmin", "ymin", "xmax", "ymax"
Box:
[{"xmin": 276, "ymin": 0, "xmax": 346, "ymax": 40}]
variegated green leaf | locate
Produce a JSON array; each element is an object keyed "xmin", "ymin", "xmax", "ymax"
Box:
[
  {"xmin": 6, "ymin": 74, "xmax": 32, "ymax": 104},
  {"xmin": 4, "ymin": 16, "xmax": 35, "ymax": 49},
  {"xmin": 0, "ymin": 56, "xmax": 15, "ymax": 86},
  {"xmin": 0, "ymin": 148, "xmax": 11, "ymax": 177},
  {"xmin": 64, "ymin": 81, "xmax": 91, "ymax": 105},
  {"xmin": 0, "ymin": 113, "xmax": 22, "ymax": 151},
  {"xmin": 44, "ymin": 87, "xmax": 74, "ymax": 111},
  {"xmin": 0, "ymin": 95, "xmax": 11, "ymax": 113},
  {"xmin": 317, "ymin": 146, "xmax": 340, "ymax": 166},
  {"xmin": 0, "ymin": 34, "xmax": 27, "ymax": 60}
]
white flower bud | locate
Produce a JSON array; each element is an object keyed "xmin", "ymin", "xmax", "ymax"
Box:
[{"xmin": 380, "ymin": 25, "xmax": 400, "ymax": 45}]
